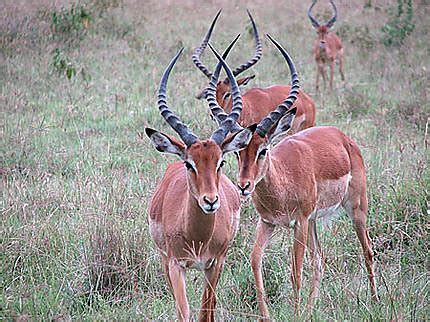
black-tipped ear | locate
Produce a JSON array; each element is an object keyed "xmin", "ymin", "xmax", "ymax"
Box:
[
  {"xmin": 238, "ymin": 75, "xmax": 255, "ymax": 87},
  {"xmin": 268, "ymin": 108, "xmax": 297, "ymax": 144},
  {"xmin": 222, "ymin": 125, "xmax": 255, "ymax": 154},
  {"xmin": 196, "ymin": 88, "xmax": 208, "ymax": 100},
  {"xmin": 145, "ymin": 128, "xmax": 186, "ymax": 159},
  {"xmin": 248, "ymin": 123, "xmax": 258, "ymax": 133},
  {"xmin": 145, "ymin": 127, "xmax": 157, "ymax": 138}
]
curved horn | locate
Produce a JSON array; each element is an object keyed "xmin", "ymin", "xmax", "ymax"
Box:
[
  {"xmin": 192, "ymin": 9, "xmax": 222, "ymax": 79},
  {"xmin": 207, "ymin": 43, "xmax": 244, "ymax": 145},
  {"xmin": 256, "ymin": 34, "xmax": 300, "ymax": 137},
  {"xmin": 326, "ymin": 0, "xmax": 337, "ymax": 28},
  {"xmin": 307, "ymin": 0, "xmax": 320, "ymax": 28},
  {"xmin": 232, "ymin": 9, "xmax": 263, "ymax": 77},
  {"xmin": 206, "ymin": 35, "xmax": 244, "ymax": 136},
  {"xmin": 158, "ymin": 48, "xmax": 198, "ymax": 147}
]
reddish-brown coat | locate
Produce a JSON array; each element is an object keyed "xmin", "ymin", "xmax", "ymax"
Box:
[
  {"xmin": 313, "ymin": 26, "xmax": 345, "ymax": 91},
  {"xmin": 219, "ymin": 84, "xmax": 316, "ymax": 132},
  {"xmin": 235, "ymin": 126, "xmax": 377, "ymax": 317}
]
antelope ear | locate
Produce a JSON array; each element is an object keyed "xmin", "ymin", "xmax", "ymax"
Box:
[
  {"xmin": 221, "ymin": 124, "xmax": 256, "ymax": 154},
  {"xmin": 237, "ymin": 75, "xmax": 256, "ymax": 87},
  {"xmin": 196, "ymin": 88, "xmax": 208, "ymax": 100},
  {"xmin": 268, "ymin": 108, "xmax": 297, "ymax": 145},
  {"xmin": 145, "ymin": 128, "xmax": 186, "ymax": 159}
]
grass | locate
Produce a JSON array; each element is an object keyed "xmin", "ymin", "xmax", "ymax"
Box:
[{"xmin": 1, "ymin": 0, "xmax": 429, "ymax": 320}]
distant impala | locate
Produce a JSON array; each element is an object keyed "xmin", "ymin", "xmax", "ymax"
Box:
[
  {"xmin": 308, "ymin": 0, "xmax": 345, "ymax": 91},
  {"xmin": 194, "ymin": 10, "xmax": 316, "ymax": 133},
  {"xmin": 208, "ymin": 34, "xmax": 378, "ymax": 318},
  {"xmin": 146, "ymin": 39, "xmax": 255, "ymax": 321}
]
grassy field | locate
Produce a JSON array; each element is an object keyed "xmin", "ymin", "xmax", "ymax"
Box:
[{"xmin": 1, "ymin": 0, "xmax": 429, "ymax": 320}]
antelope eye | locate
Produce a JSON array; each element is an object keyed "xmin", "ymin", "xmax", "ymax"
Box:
[
  {"xmin": 184, "ymin": 161, "xmax": 194, "ymax": 171},
  {"xmin": 258, "ymin": 149, "xmax": 268, "ymax": 158},
  {"xmin": 223, "ymin": 92, "xmax": 231, "ymax": 101}
]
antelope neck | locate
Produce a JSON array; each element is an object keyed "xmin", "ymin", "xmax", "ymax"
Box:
[{"xmin": 184, "ymin": 192, "xmax": 216, "ymax": 245}]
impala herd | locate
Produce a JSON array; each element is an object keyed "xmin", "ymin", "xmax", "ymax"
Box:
[{"xmin": 145, "ymin": 2, "xmax": 378, "ymax": 321}]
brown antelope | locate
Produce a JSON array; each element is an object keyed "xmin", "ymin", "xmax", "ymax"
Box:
[
  {"xmin": 308, "ymin": 0, "xmax": 345, "ymax": 92},
  {"xmin": 208, "ymin": 34, "xmax": 378, "ymax": 318},
  {"xmin": 193, "ymin": 10, "xmax": 316, "ymax": 133},
  {"xmin": 145, "ymin": 39, "xmax": 256, "ymax": 321}
]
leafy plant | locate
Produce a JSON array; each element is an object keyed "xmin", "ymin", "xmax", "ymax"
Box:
[
  {"xmin": 52, "ymin": 48, "xmax": 77, "ymax": 80},
  {"xmin": 382, "ymin": 0, "xmax": 415, "ymax": 47},
  {"xmin": 51, "ymin": 4, "xmax": 92, "ymax": 41}
]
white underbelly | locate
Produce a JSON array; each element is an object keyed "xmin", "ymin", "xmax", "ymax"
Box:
[{"xmin": 309, "ymin": 173, "xmax": 352, "ymax": 225}]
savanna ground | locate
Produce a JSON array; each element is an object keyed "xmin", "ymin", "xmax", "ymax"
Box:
[{"xmin": 1, "ymin": 0, "xmax": 429, "ymax": 320}]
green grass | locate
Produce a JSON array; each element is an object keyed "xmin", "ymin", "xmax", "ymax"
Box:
[{"xmin": 1, "ymin": 0, "xmax": 429, "ymax": 320}]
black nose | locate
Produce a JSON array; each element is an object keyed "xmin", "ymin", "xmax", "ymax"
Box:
[
  {"xmin": 203, "ymin": 196, "xmax": 219, "ymax": 207},
  {"xmin": 237, "ymin": 181, "xmax": 251, "ymax": 194}
]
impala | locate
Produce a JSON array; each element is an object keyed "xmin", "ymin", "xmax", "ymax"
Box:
[
  {"xmin": 209, "ymin": 34, "xmax": 378, "ymax": 318},
  {"xmin": 145, "ymin": 40, "xmax": 255, "ymax": 321},
  {"xmin": 194, "ymin": 10, "xmax": 316, "ymax": 133},
  {"xmin": 308, "ymin": 0, "xmax": 345, "ymax": 92}
]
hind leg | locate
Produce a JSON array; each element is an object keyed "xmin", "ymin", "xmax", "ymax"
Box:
[
  {"xmin": 344, "ymin": 195, "xmax": 378, "ymax": 301},
  {"xmin": 338, "ymin": 50, "xmax": 345, "ymax": 82},
  {"xmin": 306, "ymin": 219, "xmax": 323, "ymax": 309},
  {"xmin": 339, "ymin": 56, "xmax": 345, "ymax": 82},
  {"xmin": 329, "ymin": 60, "xmax": 335, "ymax": 92}
]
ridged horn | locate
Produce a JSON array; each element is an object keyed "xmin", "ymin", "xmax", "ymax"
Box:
[
  {"xmin": 192, "ymin": 10, "xmax": 262, "ymax": 80},
  {"xmin": 207, "ymin": 43, "xmax": 244, "ymax": 145},
  {"xmin": 232, "ymin": 9, "xmax": 263, "ymax": 76},
  {"xmin": 256, "ymin": 34, "xmax": 300, "ymax": 137},
  {"xmin": 206, "ymin": 35, "xmax": 243, "ymax": 134},
  {"xmin": 326, "ymin": 0, "xmax": 337, "ymax": 28},
  {"xmin": 307, "ymin": 0, "xmax": 320, "ymax": 28},
  {"xmin": 158, "ymin": 48, "xmax": 198, "ymax": 147},
  {"xmin": 192, "ymin": 9, "xmax": 222, "ymax": 79}
]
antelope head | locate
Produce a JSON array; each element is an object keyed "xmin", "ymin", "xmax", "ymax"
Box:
[
  {"xmin": 193, "ymin": 9, "xmax": 262, "ymax": 103},
  {"xmin": 308, "ymin": 0, "xmax": 338, "ymax": 49},
  {"xmin": 146, "ymin": 41, "xmax": 255, "ymax": 214},
  {"xmin": 205, "ymin": 34, "xmax": 299, "ymax": 197}
]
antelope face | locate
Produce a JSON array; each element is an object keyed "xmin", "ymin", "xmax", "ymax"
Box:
[
  {"xmin": 317, "ymin": 25, "xmax": 329, "ymax": 49},
  {"xmin": 185, "ymin": 140, "xmax": 224, "ymax": 214},
  {"xmin": 147, "ymin": 128, "xmax": 254, "ymax": 214},
  {"xmin": 236, "ymin": 133, "xmax": 269, "ymax": 197},
  {"xmin": 235, "ymin": 108, "xmax": 297, "ymax": 197}
]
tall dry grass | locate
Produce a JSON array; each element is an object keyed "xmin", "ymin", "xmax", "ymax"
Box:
[{"xmin": 1, "ymin": 0, "xmax": 428, "ymax": 320}]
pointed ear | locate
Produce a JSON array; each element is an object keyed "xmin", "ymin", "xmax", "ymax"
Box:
[
  {"xmin": 221, "ymin": 124, "xmax": 257, "ymax": 154},
  {"xmin": 237, "ymin": 75, "xmax": 255, "ymax": 87},
  {"xmin": 268, "ymin": 108, "xmax": 297, "ymax": 144},
  {"xmin": 196, "ymin": 88, "xmax": 208, "ymax": 100},
  {"xmin": 145, "ymin": 128, "xmax": 186, "ymax": 159}
]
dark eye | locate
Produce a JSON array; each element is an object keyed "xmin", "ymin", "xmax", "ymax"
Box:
[
  {"xmin": 184, "ymin": 161, "xmax": 194, "ymax": 172},
  {"xmin": 223, "ymin": 92, "xmax": 231, "ymax": 101},
  {"xmin": 258, "ymin": 149, "xmax": 267, "ymax": 158}
]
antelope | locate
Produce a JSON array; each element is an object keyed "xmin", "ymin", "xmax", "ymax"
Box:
[
  {"xmin": 308, "ymin": 0, "xmax": 345, "ymax": 92},
  {"xmin": 193, "ymin": 10, "xmax": 316, "ymax": 133},
  {"xmin": 145, "ymin": 38, "xmax": 256, "ymax": 321},
  {"xmin": 208, "ymin": 34, "xmax": 378, "ymax": 318}
]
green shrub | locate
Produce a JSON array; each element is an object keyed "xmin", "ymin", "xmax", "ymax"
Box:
[
  {"xmin": 51, "ymin": 4, "xmax": 92, "ymax": 41},
  {"xmin": 51, "ymin": 48, "xmax": 77, "ymax": 80},
  {"xmin": 382, "ymin": 0, "xmax": 415, "ymax": 47}
]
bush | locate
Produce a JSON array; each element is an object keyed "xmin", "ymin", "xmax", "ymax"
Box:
[
  {"xmin": 51, "ymin": 4, "xmax": 92, "ymax": 41},
  {"xmin": 51, "ymin": 48, "xmax": 77, "ymax": 80},
  {"xmin": 382, "ymin": 0, "xmax": 415, "ymax": 47}
]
